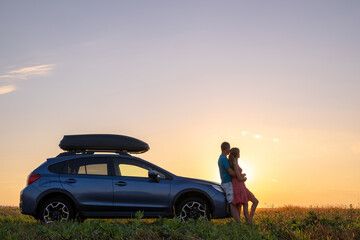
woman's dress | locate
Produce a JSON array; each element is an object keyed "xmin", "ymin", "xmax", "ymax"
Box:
[{"xmin": 232, "ymin": 166, "xmax": 254, "ymax": 204}]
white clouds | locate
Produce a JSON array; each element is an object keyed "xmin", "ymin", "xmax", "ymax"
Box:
[
  {"xmin": 0, "ymin": 64, "xmax": 54, "ymax": 96},
  {"xmin": 241, "ymin": 131, "xmax": 249, "ymax": 136},
  {"xmin": 241, "ymin": 130, "xmax": 280, "ymax": 143},
  {"xmin": 0, "ymin": 74, "xmax": 13, "ymax": 79},
  {"xmin": 254, "ymin": 134, "xmax": 262, "ymax": 139},
  {"xmin": 0, "ymin": 64, "xmax": 55, "ymax": 81},
  {"xmin": 0, "ymin": 85, "xmax": 16, "ymax": 95}
]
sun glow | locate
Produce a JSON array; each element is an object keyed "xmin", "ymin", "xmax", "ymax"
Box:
[
  {"xmin": 237, "ymin": 159, "xmax": 253, "ymax": 184},
  {"xmin": 211, "ymin": 158, "xmax": 254, "ymax": 184}
]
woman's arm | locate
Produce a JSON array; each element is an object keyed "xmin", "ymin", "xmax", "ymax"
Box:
[{"xmin": 234, "ymin": 163, "xmax": 247, "ymax": 182}]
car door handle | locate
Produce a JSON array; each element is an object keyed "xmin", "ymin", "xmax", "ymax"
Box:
[
  {"xmin": 65, "ymin": 179, "xmax": 77, "ymax": 184},
  {"xmin": 115, "ymin": 181, "xmax": 127, "ymax": 186}
]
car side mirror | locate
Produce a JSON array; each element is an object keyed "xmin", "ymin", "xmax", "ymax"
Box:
[{"xmin": 148, "ymin": 170, "xmax": 159, "ymax": 183}]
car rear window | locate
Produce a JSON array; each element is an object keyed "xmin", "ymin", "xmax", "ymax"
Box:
[
  {"xmin": 77, "ymin": 163, "xmax": 108, "ymax": 175},
  {"xmin": 48, "ymin": 162, "xmax": 66, "ymax": 174},
  {"xmin": 48, "ymin": 158, "xmax": 109, "ymax": 176},
  {"xmin": 64, "ymin": 158, "xmax": 109, "ymax": 176}
]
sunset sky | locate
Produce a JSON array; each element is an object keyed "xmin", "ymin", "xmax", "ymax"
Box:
[{"xmin": 1, "ymin": 1, "xmax": 359, "ymax": 207}]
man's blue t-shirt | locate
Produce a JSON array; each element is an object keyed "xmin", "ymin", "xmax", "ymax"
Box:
[{"xmin": 218, "ymin": 155, "xmax": 232, "ymax": 184}]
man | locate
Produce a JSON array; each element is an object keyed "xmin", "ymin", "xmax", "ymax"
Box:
[{"xmin": 218, "ymin": 141, "xmax": 241, "ymax": 222}]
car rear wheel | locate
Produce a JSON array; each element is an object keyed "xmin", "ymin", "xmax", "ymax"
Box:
[
  {"xmin": 176, "ymin": 197, "xmax": 209, "ymax": 221},
  {"xmin": 39, "ymin": 197, "xmax": 74, "ymax": 223}
]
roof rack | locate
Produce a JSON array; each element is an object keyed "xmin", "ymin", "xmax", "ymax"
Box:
[{"xmin": 56, "ymin": 150, "xmax": 130, "ymax": 157}]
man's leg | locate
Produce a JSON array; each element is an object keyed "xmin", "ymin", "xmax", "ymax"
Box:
[
  {"xmin": 222, "ymin": 182, "xmax": 240, "ymax": 222},
  {"xmin": 229, "ymin": 203, "xmax": 240, "ymax": 222}
]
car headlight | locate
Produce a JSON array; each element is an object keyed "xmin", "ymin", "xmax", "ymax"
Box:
[{"xmin": 212, "ymin": 184, "xmax": 224, "ymax": 193}]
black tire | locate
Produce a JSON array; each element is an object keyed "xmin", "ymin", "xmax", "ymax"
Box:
[
  {"xmin": 38, "ymin": 197, "xmax": 74, "ymax": 223},
  {"xmin": 75, "ymin": 214, "xmax": 86, "ymax": 223},
  {"xmin": 176, "ymin": 197, "xmax": 210, "ymax": 221}
]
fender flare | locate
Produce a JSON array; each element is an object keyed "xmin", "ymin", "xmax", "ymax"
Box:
[
  {"xmin": 36, "ymin": 188, "xmax": 80, "ymax": 212},
  {"xmin": 172, "ymin": 188, "xmax": 215, "ymax": 213}
]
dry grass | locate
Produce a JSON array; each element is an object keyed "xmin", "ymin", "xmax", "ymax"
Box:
[{"xmin": 1, "ymin": 205, "xmax": 359, "ymax": 239}]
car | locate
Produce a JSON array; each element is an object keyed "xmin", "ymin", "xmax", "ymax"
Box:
[{"xmin": 20, "ymin": 134, "xmax": 228, "ymax": 223}]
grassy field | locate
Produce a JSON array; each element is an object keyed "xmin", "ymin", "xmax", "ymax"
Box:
[{"xmin": 1, "ymin": 206, "xmax": 359, "ymax": 240}]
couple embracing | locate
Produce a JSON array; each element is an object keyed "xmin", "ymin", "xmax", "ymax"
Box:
[{"xmin": 218, "ymin": 142, "xmax": 259, "ymax": 223}]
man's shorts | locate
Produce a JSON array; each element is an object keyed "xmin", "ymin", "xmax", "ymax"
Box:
[{"xmin": 221, "ymin": 182, "xmax": 233, "ymax": 204}]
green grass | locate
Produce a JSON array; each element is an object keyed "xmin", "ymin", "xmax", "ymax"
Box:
[{"xmin": 1, "ymin": 206, "xmax": 359, "ymax": 239}]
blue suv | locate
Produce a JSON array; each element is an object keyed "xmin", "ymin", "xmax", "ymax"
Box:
[{"xmin": 20, "ymin": 134, "xmax": 228, "ymax": 223}]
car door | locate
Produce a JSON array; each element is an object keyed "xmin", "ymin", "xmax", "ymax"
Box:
[
  {"xmin": 59, "ymin": 157, "xmax": 114, "ymax": 212},
  {"xmin": 112, "ymin": 157, "xmax": 172, "ymax": 217}
]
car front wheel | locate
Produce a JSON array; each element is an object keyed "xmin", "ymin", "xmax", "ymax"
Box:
[
  {"xmin": 39, "ymin": 197, "xmax": 74, "ymax": 223},
  {"xmin": 177, "ymin": 197, "xmax": 209, "ymax": 221}
]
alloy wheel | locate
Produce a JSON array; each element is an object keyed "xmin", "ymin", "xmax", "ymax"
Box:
[
  {"xmin": 43, "ymin": 201, "xmax": 70, "ymax": 223},
  {"xmin": 180, "ymin": 201, "xmax": 206, "ymax": 221}
]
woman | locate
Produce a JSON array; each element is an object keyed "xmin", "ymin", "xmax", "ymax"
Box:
[{"xmin": 228, "ymin": 147, "xmax": 259, "ymax": 223}]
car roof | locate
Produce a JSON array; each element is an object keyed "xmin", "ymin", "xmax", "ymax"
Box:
[{"xmin": 46, "ymin": 153, "xmax": 175, "ymax": 177}]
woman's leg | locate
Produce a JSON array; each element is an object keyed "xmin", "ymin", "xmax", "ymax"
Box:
[
  {"xmin": 242, "ymin": 203, "xmax": 250, "ymax": 222},
  {"xmin": 238, "ymin": 204, "xmax": 242, "ymax": 220},
  {"xmin": 249, "ymin": 196, "xmax": 259, "ymax": 222}
]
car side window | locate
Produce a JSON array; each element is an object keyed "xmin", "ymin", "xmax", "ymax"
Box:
[
  {"xmin": 65, "ymin": 158, "xmax": 109, "ymax": 176},
  {"xmin": 119, "ymin": 164, "xmax": 148, "ymax": 178},
  {"xmin": 114, "ymin": 158, "xmax": 166, "ymax": 179}
]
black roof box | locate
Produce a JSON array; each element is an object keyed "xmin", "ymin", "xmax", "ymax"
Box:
[{"xmin": 59, "ymin": 134, "xmax": 149, "ymax": 154}]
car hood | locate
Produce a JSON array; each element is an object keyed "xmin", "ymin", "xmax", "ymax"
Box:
[{"xmin": 177, "ymin": 176, "xmax": 221, "ymax": 186}]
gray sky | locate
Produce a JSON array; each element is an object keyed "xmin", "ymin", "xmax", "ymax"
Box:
[{"xmin": 1, "ymin": 1, "xmax": 360, "ymax": 206}]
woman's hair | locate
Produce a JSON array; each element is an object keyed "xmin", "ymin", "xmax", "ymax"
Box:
[{"xmin": 228, "ymin": 147, "xmax": 240, "ymax": 169}]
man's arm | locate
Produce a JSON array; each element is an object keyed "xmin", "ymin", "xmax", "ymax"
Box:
[
  {"xmin": 226, "ymin": 167, "xmax": 237, "ymax": 178},
  {"xmin": 233, "ymin": 166, "xmax": 247, "ymax": 182}
]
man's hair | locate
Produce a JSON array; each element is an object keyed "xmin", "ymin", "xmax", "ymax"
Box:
[{"xmin": 221, "ymin": 142, "xmax": 230, "ymax": 151}]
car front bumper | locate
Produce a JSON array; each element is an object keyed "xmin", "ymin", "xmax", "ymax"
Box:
[{"xmin": 210, "ymin": 191, "xmax": 229, "ymax": 219}]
